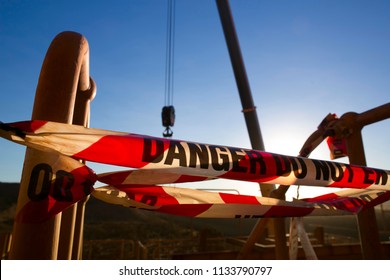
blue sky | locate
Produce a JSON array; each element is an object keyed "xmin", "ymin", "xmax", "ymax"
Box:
[{"xmin": 1, "ymin": 0, "xmax": 389, "ymax": 200}]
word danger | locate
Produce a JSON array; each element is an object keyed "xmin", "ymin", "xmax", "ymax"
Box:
[
  {"xmin": 142, "ymin": 138, "xmax": 388, "ymax": 186},
  {"xmin": 142, "ymin": 138, "xmax": 307, "ymax": 176}
]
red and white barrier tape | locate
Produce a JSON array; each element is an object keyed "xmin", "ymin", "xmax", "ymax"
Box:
[
  {"xmin": 2, "ymin": 120, "xmax": 389, "ymax": 191},
  {"xmin": 16, "ymin": 153, "xmax": 96, "ymax": 223},
  {"xmin": 97, "ymin": 169, "xmax": 213, "ymax": 186},
  {"xmin": 1, "ymin": 120, "xmax": 389, "ymax": 222},
  {"xmin": 92, "ymin": 184, "xmax": 352, "ymax": 218}
]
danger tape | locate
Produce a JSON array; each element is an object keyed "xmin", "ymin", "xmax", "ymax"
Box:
[
  {"xmin": 1, "ymin": 120, "xmax": 389, "ymax": 191},
  {"xmin": 92, "ymin": 184, "xmax": 356, "ymax": 218},
  {"xmin": 1, "ymin": 120, "xmax": 389, "ymax": 222}
]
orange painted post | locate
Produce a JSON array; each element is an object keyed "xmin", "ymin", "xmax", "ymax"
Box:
[
  {"xmin": 57, "ymin": 51, "xmax": 96, "ymax": 260},
  {"xmin": 9, "ymin": 31, "xmax": 93, "ymax": 259},
  {"xmin": 72, "ymin": 196, "xmax": 90, "ymax": 259},
  {"xmin": 57, "ymin": 205, "xmax": 77, "ymax": 260},
  {"xmin": 339, "ymin": 103, "xmax": 390, "ymax": 259},
  {"xmin": 69, "ymin": 79, "xmax": 96, "ymax": 260}
]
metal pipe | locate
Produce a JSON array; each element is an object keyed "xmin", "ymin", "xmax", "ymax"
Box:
[
  {"xmin": 340, "ymin": 110, "xmax": 386, "ymax": 259},
  {"xmin": 58, "ymin": 37, "xmax": 96, "ymax": 260},
  {"xmin": 72, "ymin": 196, "xmax": 90, "ymax": 260},
  {"xmin": 357, "ymin": 102, "xmax": 390, "ymax": 127},
  {"xmin": 69, "ymin": 77, "xmax": 96, "ymax": 260},
  {"xmin": 57, "ymin": 206, "xmax": 77, "ymax": 259},
  {"xmin": 9, "ymin": 31, "xmax": 92, "ymax": 259}
]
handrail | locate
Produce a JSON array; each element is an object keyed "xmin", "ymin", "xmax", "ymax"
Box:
[{"xmin": 9, "ymin": 31, "xmax": 94, "ymax": 259}]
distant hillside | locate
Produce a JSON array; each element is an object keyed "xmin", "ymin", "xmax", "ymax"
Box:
[
  {"xmin": 0, "ymin": 182, "xmax": 19, "ymax": 234},
  {"xmin": 83, "ymin": 194, "xmax": 257, "ymax": 241},
  {"xmin": 0, "ymin": 182, "xmax": 19, "ymax": 210}
]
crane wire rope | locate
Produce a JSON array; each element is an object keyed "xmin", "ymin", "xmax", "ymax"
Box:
[
  {"xmin": 162, "ymin": 0, "xmax": 176, "ymax": 137},
  {"xmin": 164, "ymin": 0, "xmax": 175, "ymax": 107}
]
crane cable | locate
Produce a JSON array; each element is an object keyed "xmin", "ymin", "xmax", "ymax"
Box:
[{"xmin": 162, "ymin": 0, "xmax": 176, "ymax": 137}]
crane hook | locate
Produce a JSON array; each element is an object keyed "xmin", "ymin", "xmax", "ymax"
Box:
[{"xmin": 162, "ymin": 105, "xmax": 175, "ymax": 137}]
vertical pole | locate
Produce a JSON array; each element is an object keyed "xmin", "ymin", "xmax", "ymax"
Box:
[
  {"xmin": 57, "ymin": 205, "xmax": 77, "ymax": 259},
  {"xmin": 72, "ymin": 196, "xmax": 90, "ymax": 259},
  {"xmin": 9, "ymin": 31, "xmax": 92, "ymax": 259},
  {"xmin": 70, "ymin": 79, "xmax": 96, "ymax": 260},
  {"xmin": 215, "ymin": 0, "xmax": 288, "ymax": 259},
  {"xmin": 57, "ymin": 40, "xmax": 95, "ymax": 260},
  {"xmin": 340, "ymin": 111, "xmax": 386, "ymax": 259}
]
